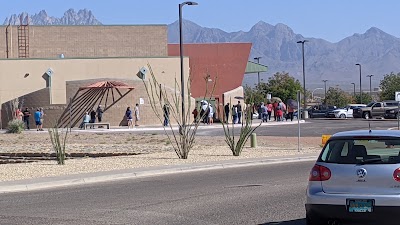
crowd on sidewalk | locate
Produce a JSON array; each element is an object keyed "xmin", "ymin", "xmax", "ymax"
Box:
[{"xmin": 222, "ymin": 100, "xmax": 297, "ymax": 124}]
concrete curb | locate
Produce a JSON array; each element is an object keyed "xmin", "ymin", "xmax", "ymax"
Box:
[{"xmin": 0, "ymin": 154, "xmax": 317, "ymax": 194}]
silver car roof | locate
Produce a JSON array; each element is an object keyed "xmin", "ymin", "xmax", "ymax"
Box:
[{"xmin": 331, "ymin": 130, "xmax": 400, "ymax": 138}]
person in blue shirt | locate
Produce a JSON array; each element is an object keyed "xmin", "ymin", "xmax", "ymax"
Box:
[
  {"xmin": 125, "ymin": 107, "xmax": 133, "ymax": 128},
  {"xmin": 34, "ymin": 109, "xmax": 42, "ymax": 131},
  {"xmin": 79, "ymin": 112, "xmax": 91, "ymax": 129}
]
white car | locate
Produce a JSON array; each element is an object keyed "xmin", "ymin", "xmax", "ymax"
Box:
[{"xmin": 332, "ymin": 104, "xmax": 366, "ymax": 118}]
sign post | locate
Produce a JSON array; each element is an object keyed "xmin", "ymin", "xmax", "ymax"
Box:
[
  {"xmin": 297, "ymin": 90, "xmax": 301, "ymax": 152},
  {"xmin": 396, "ymin": 92, "xmax": 400, "ymax": 130}
]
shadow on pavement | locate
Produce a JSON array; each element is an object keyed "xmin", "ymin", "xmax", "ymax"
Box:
[{"xmin": 259, "ymin": 218, "xmax": 305, "ymax": 225}]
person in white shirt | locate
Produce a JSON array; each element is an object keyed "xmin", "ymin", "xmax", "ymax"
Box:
[
  {"xmin": 134, "ymin": 103, "xmax": 140, "ymax": 126},
  {"xmin": 208, "ymin": 105, "xmax": 214, "ymax": 125}
]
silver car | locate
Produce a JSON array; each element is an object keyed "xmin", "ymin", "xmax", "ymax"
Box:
[{"xmin": 306, "ymin": 130, "xmax": 400, "ymax": 225}]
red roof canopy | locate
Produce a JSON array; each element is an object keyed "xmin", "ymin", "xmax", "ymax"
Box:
[{"xmin": 79, "ymin": 81, "xmax": 135, "ymax": 90}]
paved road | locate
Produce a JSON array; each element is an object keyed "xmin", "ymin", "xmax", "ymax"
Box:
[{"xmin": 0, "ymin": 161, "xmax": 315, "ymax": 225}]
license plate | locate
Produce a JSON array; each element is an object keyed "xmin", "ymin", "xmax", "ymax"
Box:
[{"xmin": 347, "ymin": 199, "xmax": 374, "ymax": 213}]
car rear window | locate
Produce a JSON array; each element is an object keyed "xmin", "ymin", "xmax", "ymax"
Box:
[{"xmin": 319, "ymin": 138, "xmax": 400, "ymax": 164}]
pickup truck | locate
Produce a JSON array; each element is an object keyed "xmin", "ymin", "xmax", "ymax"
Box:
[{"xmin": 353, "ymin": 101, "xmax": 399, "ymax": 119}]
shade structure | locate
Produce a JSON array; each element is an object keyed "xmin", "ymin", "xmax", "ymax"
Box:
[{"xmin": 58, "ymin": 80, "xmax": 135, "ymax": 128}]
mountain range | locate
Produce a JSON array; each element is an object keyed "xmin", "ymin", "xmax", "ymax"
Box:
[
  {"xmin": 3, "ymin": 9, "xmax": 101, "ymax": 25},
  {"xmin": 168, "ymin": 20, "xmax": 400, "ymax": 90},
  {"xmin": 4, "ymin": 9, "xmax": 400, "ymax": 91}
]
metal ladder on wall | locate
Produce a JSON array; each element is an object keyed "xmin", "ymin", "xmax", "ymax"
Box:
[{"xmin": 17, "ymin": 15, "xmax": 29, "ymax": 58}]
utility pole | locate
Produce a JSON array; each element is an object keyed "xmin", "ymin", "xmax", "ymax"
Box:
[
  {"xmin": 355, "ymin": 63, "xmax": 362, "ymax": 104},
  {"xmin": 322, "ymin": 80, "xmax": 328, "ymax": 103},
  {"xmin": 254, "ymin": 56, "xmax": 262, "ymax": 86},
  {"xmin": 297, "ymin": 40, "xmax": 309, "ymax": 119},
  {"xmin": 367, "ymin": 75, "xmax": 374, "ymax": 96}
]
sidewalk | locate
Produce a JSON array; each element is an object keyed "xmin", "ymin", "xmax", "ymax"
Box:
[
  {"xmin": 73, "ymin": 119, "xmax": 306, "ymax": 133},
  {"xmin": 0, "ymin": 153, "xmax": 317, "ymax": 194}
]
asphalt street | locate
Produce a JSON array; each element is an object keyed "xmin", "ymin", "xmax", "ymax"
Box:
[
  {"xmin": 0, "ymin": 161, "xmax": 315, "ymax": 225},
  {"xmin": 137, "ymin": 119, "xmax": 400, "ymax": 137}
]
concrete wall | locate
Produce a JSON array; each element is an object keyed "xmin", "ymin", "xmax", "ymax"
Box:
[{"xmin": 0, "ymin": 25, "xmax": 167, "ymax": 59}]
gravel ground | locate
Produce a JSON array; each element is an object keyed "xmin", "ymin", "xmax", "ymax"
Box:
[{"xmin": 0, "ymin": 132, "xmax": 322, "ymax": 181}]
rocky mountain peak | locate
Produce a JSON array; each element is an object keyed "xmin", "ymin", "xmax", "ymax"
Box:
[{"xmin": 3, "ymin": 8, "xmax": 102, "ymax": 25}]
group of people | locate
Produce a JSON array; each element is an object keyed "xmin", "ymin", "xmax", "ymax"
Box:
[
  {"xmin": 193, "ymin": 101, "xmax": 215, "ymax": 125},
  {"xmin": 224, "ymin": 101, "xmax": 243, "ymax": 124},
  {"xmin": 15, "ymin": 107, "xmax": 45, "ymax": 131},
  {"xmin": 257, "ymin": 100, "xmax": 295, "ymax": 122},
  {"xmin": 125, "ymin": 104, "xmax": 140, "ymax": 128},
  {"xmin": 79, "ymin": 105, "xmax": 105, "ymax": 129},
  {"xmin": 221, "ymin": 100, "xmax": 296, "ymax": 124}
]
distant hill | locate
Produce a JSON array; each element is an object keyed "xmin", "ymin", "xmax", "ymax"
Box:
[
  {"xmin": 3, "ymin": 9, "xmax": 101, "ymax": 25},
  {"xmin": 168, "ymin": 20, "xmax": 400, "ymax": 90}
]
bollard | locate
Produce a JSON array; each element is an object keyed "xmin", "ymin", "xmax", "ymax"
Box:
[{"xmin": 251, "ymin": 133, "xmax": 257, "ymax": 148}]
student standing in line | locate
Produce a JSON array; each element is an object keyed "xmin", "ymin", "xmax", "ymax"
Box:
[
  {"xmin": 224, "ymin": 103, "xmax": 230, "ymax": 123},
  {"xmin": 90, "ymin": 109, "xmax": 96, "ymax": 129},
  {"xmin": 23, "ymin": 107, "xmax": 31, "ymax": 130},
  {"xmin": 126, "ymin": 107, "xmax": 133, "ymax": 128},
  {"xmin": 134, "ymin": 103, "xmax": 140, "ymax": 126},
  {"xmin": 34, "ymin": 109, "xmax": 42, "ymax": 131}
]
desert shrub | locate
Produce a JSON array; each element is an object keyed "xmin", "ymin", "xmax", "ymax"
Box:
[{"xmin": 7, "ymin": 119, "xmax": 24, "ymax": 134}]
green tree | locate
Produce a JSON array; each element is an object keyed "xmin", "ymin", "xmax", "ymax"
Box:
[
  {"xmin": 354, "ymin": 93, "xmax": 373, "ymax": 104},
  {"xmin": 380, "ymin": 72, "xmax": 400, "ymax": 100},
  {"xmin": 259, "ymin": 71, "xmax": 302, "ymax": 103},
  {"xmin": 244, "ymin": 85, "xmax": 265, "ymax": 104},
  {"xmin": 324, "ymin": 87, "xmax": 352, "ymax": 107}
]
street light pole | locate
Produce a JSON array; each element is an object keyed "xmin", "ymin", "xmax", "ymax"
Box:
[
  {"xmin": 297, "ymin": 40, "xmax": 309, "ymax": 119},
  {"xmin": 355, "ymin": 63, "xmax": 362, "ymax": 104},
  {"xmin": 367, "ymin": 74, "xmax": 374, "ymax": 96},
  {"xmin": 351, "ymin": 82, "xmax": 356, "ymax": 98},
  {"xmin": 312, "ymin": 88, "xmax": 323, "ymax": 102},
  {"xmin": 179, "ymin": 1, "xmax": 198, "ymax": 129},
  {"xmin": 254, "ymin": 56, "xmax": 262, "ymax": 86},
  {"xmin": 322, "ymin": 80, "xmax": 328, "ymax": 103}
]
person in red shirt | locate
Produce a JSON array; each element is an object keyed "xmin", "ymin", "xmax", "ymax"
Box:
[
  {"xmin": 267, "ymin": 102, "xmax": 273, "ymax": 121},
  {"xmin": 287, "ymin": 104, "xmax": 294, "ymax": 121},
  {"xmin": 273, "ymin": 101, "xmax": 279, "ymax": 121}
]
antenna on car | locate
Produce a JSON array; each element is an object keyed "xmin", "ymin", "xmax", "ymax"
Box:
[{"xmin": 369, "ymin": 121, "xmax": 371, "ymax": 133}]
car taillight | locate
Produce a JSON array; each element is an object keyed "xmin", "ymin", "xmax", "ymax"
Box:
[
  {"xmin": 393, "ymin": 168, "xmax": 400, "ymax": 182},
  {"xmin": 309, "ymin": 165, "xmax": 331, "ymax": 181}
]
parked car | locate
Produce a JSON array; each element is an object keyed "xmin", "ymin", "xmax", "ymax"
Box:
[
  {"xmin": 353, "ymin": 101, "xmax": 399, "ymax": 119},
  {"xmin": 306, "ymin": 130, "xmax": 400, "ymax": 225},
  {"xmin": 384, "ymin": 107, "xmax": 400, "ymax": 119},
  {"xmin": 326, "ymin": 104, "xmax": 367, "ymax": 118},
  {"xmin": 308, "ymin": 105, "xmax": 336, "ymax": 118}
]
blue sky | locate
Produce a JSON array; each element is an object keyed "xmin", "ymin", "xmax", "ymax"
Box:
[{"xmin": 2, "ymin": 0, "xmax": 400, "ymax": 42}]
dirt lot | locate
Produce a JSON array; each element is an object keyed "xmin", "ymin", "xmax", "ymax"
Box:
[{"xmin": 0, "ymin": 131, "xmax": 322, "ymax": 181}]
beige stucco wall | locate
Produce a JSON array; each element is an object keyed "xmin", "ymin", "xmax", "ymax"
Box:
[
  {"xmin": 0, "ymin": 57, "xmax": 194, "ymax": 127},
  {"xmin": 0, "ymin": 57, "xmax": 189, "ymax": 105},
  {"xmin": 222, "ymin": 86, "xmax": 244, "ymax": 106},
  {"xmin": 0, "ymin": 25, "xmax": 167, "ymax": 59}
]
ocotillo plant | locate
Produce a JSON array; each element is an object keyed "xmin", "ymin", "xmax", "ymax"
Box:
[
  {"xmin": 141, "ymin": 63, "xmax": 216, "ymax": 159},
  {"xmin": 222, "ymin": 99, "xmax": 261, "ymax": 156},
  {"xmin": 48, "ymin": 123, "xmax": 68, "ymax": 165}
]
